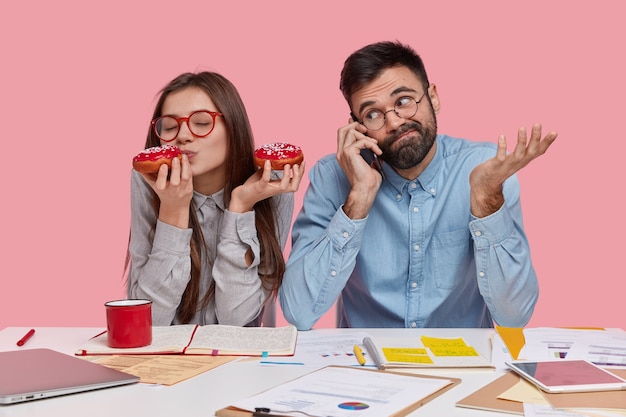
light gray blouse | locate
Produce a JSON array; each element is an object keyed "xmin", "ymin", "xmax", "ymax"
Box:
[{"xmin": 127, "ymin": 170, "xmax": 293, "ymax": 326}]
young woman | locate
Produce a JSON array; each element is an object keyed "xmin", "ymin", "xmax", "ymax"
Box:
[{"xmin": 127, "ymin": 71, "xmax": 304, "ymax": 326}]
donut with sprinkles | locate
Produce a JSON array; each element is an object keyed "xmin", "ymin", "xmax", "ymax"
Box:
[
  {"xmin": 132, "ymin": 145, "xmax": 183, "ymax": 174},
  {"xmin": 254, "ymin": 142, "xmax": 304, "ymax": 170}
]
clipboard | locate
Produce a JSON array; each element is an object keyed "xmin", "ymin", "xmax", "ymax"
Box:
[
  {"xmin": 216, "ymin": 366, "xmax": 461, "ymax": 417},
  {"xmin": 456, "ymin": 369, "xmax": 626, "ymax": 415}
]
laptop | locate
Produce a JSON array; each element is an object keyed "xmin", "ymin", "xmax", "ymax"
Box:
[{"xmin": 0, "ymin": 348, "xmax": 139, "ymax": 404}]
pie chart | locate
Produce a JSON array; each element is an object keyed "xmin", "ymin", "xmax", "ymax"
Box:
[{"xmin": 338, "ymin": 402, "xmax": 370, "ymax": 410}]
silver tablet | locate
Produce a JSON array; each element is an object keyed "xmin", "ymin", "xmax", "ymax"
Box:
[
  {"xmin": 0, "ymin": 348, "xmax": 138, "ymax": 404},
  {"xmin": 506, "ymin": 360, "xmax": 626, "ymax": 394}
]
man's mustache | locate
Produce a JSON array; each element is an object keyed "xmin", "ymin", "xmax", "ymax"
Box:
[{"xmin": 385, "ymin": 121, "xmax": 423, "ymax": 144}]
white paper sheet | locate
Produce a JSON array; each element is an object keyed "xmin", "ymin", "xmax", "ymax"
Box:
[
  {"xmin": 260, "ymin": 332, "xmax": 376, "ymax": 368},
  {"xmin": 520, "ymin": 328, "xmax": 626, "ymax": 368},
  {"xmin": 232, "ymin": 366, "xmax": 451, "ymax": 417}
]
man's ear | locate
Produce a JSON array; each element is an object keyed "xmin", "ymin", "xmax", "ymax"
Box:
[{"xmin": 428, "ymin": 84, "xmax": 441, "ymax": 114}]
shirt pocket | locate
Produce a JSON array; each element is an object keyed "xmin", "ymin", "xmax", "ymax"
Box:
[{"xmin": 431, "ymin": 228, "xmax": 472, "ymax": 290}]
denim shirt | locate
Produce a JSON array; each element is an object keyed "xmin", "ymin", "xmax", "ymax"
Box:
[{"xmin": 279, "ymin": 134, "xmax": 538, "ymax": 330}]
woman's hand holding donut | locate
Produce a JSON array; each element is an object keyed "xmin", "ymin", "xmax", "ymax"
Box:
[
  {"xmin": 229, "ymin": 159, "xmax": 306, "ymax": 213},
  {"xmin": 140, "ymin": 154, "xmax": 194, "ymax": 229}
]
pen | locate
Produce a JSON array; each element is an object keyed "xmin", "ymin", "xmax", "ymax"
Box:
[
  {"xmin": 252, "ymin": 407, "xmax": 287, "ymax": 417},
  {"xmin": 353, "ymin": 344, "xmax": 366, "ymax": 366},
  {"xmin": 17, "ymin": 329, "xmax": 35, "ymax": 347},
  {"xmin": 363, "ymin": 337, "xmax": 385, "ymax": 370}
]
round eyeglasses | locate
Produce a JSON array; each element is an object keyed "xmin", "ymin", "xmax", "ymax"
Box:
[
  {"xmin": 358, "ymin": 92, "xmax": 427, "ymax": 131},
  {"xmin": 152, "ymin": 110, "xmax": 223, "ymax": 142}
]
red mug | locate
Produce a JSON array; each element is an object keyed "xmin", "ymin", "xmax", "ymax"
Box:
[{"xmin": 105, "ymin": 299, "xmax": 152, "ymax": 348}]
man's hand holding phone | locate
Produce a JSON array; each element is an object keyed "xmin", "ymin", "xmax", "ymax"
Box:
[
  {"xmin": 336, "ymin": 119, "xmax": 383, "ymax": 219},
  {"xmin": 360, "ymin": 148, "xmax": 384, "ymax": 177},
  {"xmin": 349, "ymin": 116, "xmax": 383, "ymax": 176}
]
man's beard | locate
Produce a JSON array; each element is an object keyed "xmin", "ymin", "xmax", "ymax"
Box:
[{"xmin": 379, "ymin": 116, "xmax": 437, "ymax": 170}]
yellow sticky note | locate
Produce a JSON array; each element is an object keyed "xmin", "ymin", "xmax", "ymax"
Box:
[
  {"xmin": 429, "ymin": 346, "xmax": 479, "ymax": 357},
  {"xmin": 382, "ymin": 351, "xmax": 434, "ymax": 364},
  {"xmin": 381, "ymin": 347, "xmax": 428, "ymax": 355},
  {"xmin": 382, "ymin": 348, "xmax": 431, "ymax": 363},
  {"xmin": 421, "ymin": 336, "xmax": 468, "ymax": 348}
]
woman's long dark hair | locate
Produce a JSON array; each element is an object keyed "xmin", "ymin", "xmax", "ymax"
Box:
[{"xmin": 127, "ymin": 72, "xmax": 285, "ymax": 323}]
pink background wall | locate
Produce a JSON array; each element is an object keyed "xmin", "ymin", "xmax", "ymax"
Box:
[{"xmin": 1, "ymin": 1, "xmax": 623, "ymax": 330}]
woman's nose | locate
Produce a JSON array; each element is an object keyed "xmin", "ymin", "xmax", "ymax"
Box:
[{"xmin": 176, "ymin": 121, "xmax": 194, "ymax": 143}]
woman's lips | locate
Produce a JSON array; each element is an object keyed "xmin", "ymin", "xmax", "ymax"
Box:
[{"xmin": 181, "ymin": 150, "xmax": 196, "ymax": 160}]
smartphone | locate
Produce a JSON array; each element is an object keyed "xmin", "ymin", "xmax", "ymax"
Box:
[
  {"xmin": 506, "ymin": 360, "xmax": 626, "ymax": 393},
  {"xmin": 352, "ymin": 112, "xmax": 384, "ymax": 177},
  {"xmin": 360, "ymin": 148, "xmax": 384, "ymax": 177}
]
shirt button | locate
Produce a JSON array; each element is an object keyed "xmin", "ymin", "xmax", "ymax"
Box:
[
  {"xmin": 479, "ymin": 271, "xmax": 485, "ymax": 277},
  {"xmin": 342, "ymin": 231, "xmax": 349, "ymax": 238},
  {"xmin": 413, "ymin": 244, "xmax": 420, "ymax": 251},
  {"xmin": 474, "ymin": 231, "xmax": 482, "ymax": 237},
  {"xmin": 410, "ymin": 183, "xmax": 417, "ymax": 189},
  {"xmin": 430, "ymin": 188, "xmax": 435, "ymax": 193},
  {"xmin": 410, "ymin": 322, "xmax": 417, "ymax": 328},
  {"xmin": 411, "ymin": 282, "xmax": 417, "ymax": 289},
  {"xmin": 413, "ymin": 207, "xmax": 419, "ymax": 213},
  {"xmin": 331, "ymin": 270, "xmax": 337, "ymax": 277}
]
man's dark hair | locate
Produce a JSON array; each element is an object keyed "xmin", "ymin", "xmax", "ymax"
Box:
[{"xmin": 339, "ymin": 40, "xmax": 430, "ymax": 105}]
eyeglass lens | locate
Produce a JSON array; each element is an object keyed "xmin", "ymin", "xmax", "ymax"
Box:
[
  {"xmin": 362, "ymin": 95, "xmax": 422, "ymax": 131},
  {"xmin": 154, "ymin": 111, "xmax": 216, "ymax": 141}
]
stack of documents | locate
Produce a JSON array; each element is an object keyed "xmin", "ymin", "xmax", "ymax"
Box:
[
  {"xmin": 494, "ymin": 326, "xmax": 626, "ymax": 368},
  {"xmin": 464, "ymin": 326, "xmax": 626, "ymax": 415},
  {"xmin": 457, "ymin": 368, "xmax": 626, "ymax": 415}
]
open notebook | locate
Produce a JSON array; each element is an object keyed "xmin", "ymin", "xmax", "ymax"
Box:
[{"xmin": 0, "ymin": 348, "xmax": 139, "ymax": 404}]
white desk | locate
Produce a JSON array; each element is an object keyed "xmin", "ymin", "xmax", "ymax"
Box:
[{"xmin": 0, "ymin": 326, "xmax": 508, "ymax": 417}]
